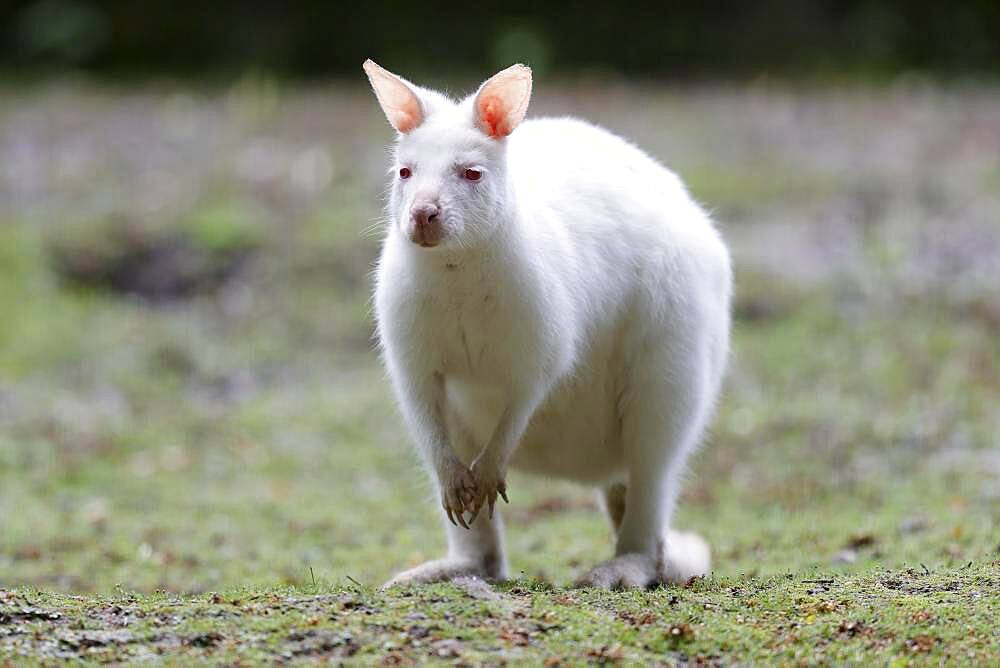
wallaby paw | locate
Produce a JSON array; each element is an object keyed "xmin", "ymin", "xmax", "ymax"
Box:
[
  {"xmin": 381, "ymin": 559, "xmax": 494, "ymax": 589},
  {"xmin": 574, "ymin": 531, "xmax": 712, "ymax": 589},
  {"xmin": 441, "ymin": 462, "xmax": 478, "ymax": 529},
  {"xmin": 470, "ymin": 458, "xmax": 508, "ymax": 520},
  {"xmin": 573, "ymin": 553, "xmax": 659, "ymax": 590}
]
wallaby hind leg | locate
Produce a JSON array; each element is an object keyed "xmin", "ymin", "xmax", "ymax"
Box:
[{"xmin": 576, "ymin": 337, "xmax": 715, "ymax": 590}]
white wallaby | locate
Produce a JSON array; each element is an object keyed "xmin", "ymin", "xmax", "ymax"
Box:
[{"xmin": 364, "ymin": 60, "xmax": 732, "ymax": 589}]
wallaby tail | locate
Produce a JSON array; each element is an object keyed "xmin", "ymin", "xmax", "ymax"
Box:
[{"xmin": 659, "ymin": 529, "xmax": 711, "ymax": 583}]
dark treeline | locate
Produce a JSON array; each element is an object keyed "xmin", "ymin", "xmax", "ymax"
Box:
[{"xmin": 2, "ymin": 0, "xmax": 999, "ymax": 79}]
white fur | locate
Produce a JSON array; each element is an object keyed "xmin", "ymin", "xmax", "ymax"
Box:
[{"xmin": 366, "ymin": 61, "xmax": 732, "ymax": 589}]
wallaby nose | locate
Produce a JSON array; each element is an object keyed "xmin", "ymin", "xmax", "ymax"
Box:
[
  {"xmin": 409, "ymin": 202, "xmax": 443, "ymax": 247},
  {"xmin": 411, "ymin": 203, "xmax": 440, "ymax": 228}
]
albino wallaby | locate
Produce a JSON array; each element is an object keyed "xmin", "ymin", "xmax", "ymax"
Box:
[{"xmin": 364, "ymin": 60, "xmax": 732, "ymax": 589}]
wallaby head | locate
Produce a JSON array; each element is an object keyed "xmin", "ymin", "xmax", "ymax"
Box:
[{"xmin": 363, "ymin": 60, "xmax": 532, "ymax": 250}]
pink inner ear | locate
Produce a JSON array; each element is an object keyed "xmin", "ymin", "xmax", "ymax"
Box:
[
  {"xmin": 378, "ymin": 80, "xmax": 422, "ymax": 133},
  {"xmin": 364, "ymin": 60, "xmax": 424, "ymax": 134},
  {"xmin": 474, "ymin": 65, "xmax": 531, "ymax": 139},
  {"xmin": 478, "ymin": 95, "xmax": 508, "ymax": 138},
  {"xmin": 392, "ymin": 97, "xmax": 422, "ymax": 134}
]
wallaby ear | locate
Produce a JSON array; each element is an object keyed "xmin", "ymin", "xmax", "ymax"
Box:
[
  {"xmin": 363, "ymin": 59, "xmax": 425, "ymax": 134},
  {"xmin": 474, "ymin": 64, "xmax": 532, "ymax": 139}
]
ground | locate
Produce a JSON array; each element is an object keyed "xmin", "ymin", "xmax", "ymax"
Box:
[{"xmin": 1, "ymin": 78, "xmax": 998, "ymax": 664}]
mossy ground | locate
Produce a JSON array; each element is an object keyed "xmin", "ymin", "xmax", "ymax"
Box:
[
  {"xmin": 1, "ymin": 80, "xmax": 998, "ymax": 664},
  {"xmin": 5, "ymin": 567, "xmax": 998, "ymax": 665}
]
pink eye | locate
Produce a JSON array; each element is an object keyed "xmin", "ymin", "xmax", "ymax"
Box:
[
  {"xmin": 464, "ymin": 168, "xmax": 482, "ymax": 181},
  {"xmin": 398, "ymin": 167, "xmax": 412, "ymax": 179}
]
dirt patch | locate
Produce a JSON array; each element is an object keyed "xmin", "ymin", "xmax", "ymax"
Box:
[{"xmin": 47, "ymin": 213, "xmax": 259, "ymax": 301}]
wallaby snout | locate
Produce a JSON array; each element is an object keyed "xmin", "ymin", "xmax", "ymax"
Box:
[{"xmin": 409, "ymin": 201, "xmax": 443, "ymax": 247}]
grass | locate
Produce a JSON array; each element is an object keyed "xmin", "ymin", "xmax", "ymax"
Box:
[
  {"xmin": 5, "ymin": 567, "xmax": 998, "ymax": 664},
  {"xmin": 1, "ymin": 80, "xmax": 999, "ymax": 664}
]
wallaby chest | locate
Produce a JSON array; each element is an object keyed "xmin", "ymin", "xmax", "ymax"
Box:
[{"xmin": 412, "ymin": 264, "xmax": 521, "ymax": 379}]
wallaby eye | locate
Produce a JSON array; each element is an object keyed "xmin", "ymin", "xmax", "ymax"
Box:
[
  {"xmin": 464, "ymin": 168, "xmax": 483, "ymax": 182},
  {"xmin": 398, "ymin": 167, "xmax": 412, "ymax": 179}
]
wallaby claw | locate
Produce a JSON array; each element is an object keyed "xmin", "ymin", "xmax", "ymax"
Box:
[{"xmin": 441, "ymin": 461, "xmax": 479, "ymax": 530}]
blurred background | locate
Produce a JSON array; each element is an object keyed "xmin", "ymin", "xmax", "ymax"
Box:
[{"xmin": 1, "ymin": 1, "xmax": 998, "ymax": 591}]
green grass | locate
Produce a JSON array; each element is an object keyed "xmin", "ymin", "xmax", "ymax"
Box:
[
  {"xmin": 4, "ymin": 567, "xmax": 998, "ymax": 664},
  {"xmin": 2, "ymin": 83, "xmax": 1000, "ymax": 663}
]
